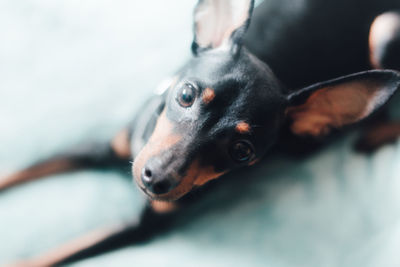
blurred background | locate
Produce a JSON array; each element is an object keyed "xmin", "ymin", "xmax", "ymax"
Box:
[{"xmin": 1, "ymin": 0, "xmax": 400, "ymax": 266}]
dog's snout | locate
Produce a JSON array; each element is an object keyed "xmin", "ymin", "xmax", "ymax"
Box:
[{"xmin": 141, "ymin": 163, "xmax": 175, "ymax": 195}]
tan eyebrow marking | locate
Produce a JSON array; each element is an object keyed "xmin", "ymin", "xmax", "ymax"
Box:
[
  {"xmin": 235, "ymin": 121, "xmax": 251, "ymax": 134},
  {"xmin": 202, "ymin": 88, "xmax": 215, "ymax": 104}
]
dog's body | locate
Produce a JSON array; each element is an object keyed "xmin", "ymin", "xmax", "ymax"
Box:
[
  {"xmin": 246, "ymin": 0, "xmax": 400, "ymax": 88},
  {"xmin": 2, "ymin": 0, "xmax": 400, "ymax": 265}
]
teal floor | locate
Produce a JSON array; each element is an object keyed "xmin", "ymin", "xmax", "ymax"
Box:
[{"xmin": 1, "ymin": 1, "xmax": 400, "ymax": 266}]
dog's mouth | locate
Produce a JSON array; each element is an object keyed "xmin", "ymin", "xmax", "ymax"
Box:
[
  {"xmin": 136, "ymin": 183, "xmax": 157, "ymax": 198},
  {"xmin": 136, "ymin": 182, "xmax": 183, "ymax": 202},
  {"xmin": 137, "ymin": 184, "xmax": 151, "ymax": 197}
]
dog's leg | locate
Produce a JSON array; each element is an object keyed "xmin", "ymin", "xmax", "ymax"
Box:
[
  {"xmin": 0, "ymin": 129, "xmax": 132, "ymax": 191},
  {"xmin": 355, "ymin": 11, "xmax": 400, "ymax": 152},
  {"xmin": 7, "ymin": 201, "xmax": 177, "ymax": 267}
]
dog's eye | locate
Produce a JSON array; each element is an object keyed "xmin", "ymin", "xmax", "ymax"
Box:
[
  {"xmin": 229, "ymin": 140, "xmax": 254, "ymax": 163},
  {"xmin": 177, "ymin": 83, "xmax": 196, "ymax": 107}
]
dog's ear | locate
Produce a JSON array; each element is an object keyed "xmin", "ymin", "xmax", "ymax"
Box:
[
  {"xmin": 285, "ymin": 70, "xmax": 400, "ymax": 137},
  {"xmin": 192, "ymin": 0, "xmax": 254, "ymax": 55}
]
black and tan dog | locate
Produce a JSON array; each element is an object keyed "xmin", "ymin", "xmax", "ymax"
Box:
[{"xmin": 2, "ymin": 0, "xmax": 400, "ymax": 265}]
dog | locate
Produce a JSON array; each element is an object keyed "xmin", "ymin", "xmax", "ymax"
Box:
[{"xmin": 2, "ymin": 0, "xmax": 400, "ymax": 265}]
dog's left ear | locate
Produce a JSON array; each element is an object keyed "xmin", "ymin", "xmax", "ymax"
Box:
[
  {"xmin": 192, "ymin": 0, "xmax": 254, "ymax": 55},
  {"xmin": 285, "ymin": 70, "xmax": 400, "ymax": 137}
]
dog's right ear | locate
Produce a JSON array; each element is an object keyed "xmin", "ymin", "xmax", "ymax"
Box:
[{"xmin": 192, "ymin": 0, "xmax": 254, "ymax": 56}]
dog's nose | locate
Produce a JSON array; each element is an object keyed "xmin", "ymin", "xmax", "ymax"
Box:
[{"xmin": 141, "ymin": 165, "xmax": 174, "ymax": 195}]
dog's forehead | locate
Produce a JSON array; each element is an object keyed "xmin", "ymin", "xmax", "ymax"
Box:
[
  {"xmin": 184, "ymin": 50, "xmax": 282, "ymax": 96},
  {"xmin": 184, "ymin": 50, "xmax": 255, "ymax": 80},
  {"xmin": 196, "ymin": 61, "xmax": 283, "ymax": 120},
  {"xmin": 172, "ymin": 49, "xmax": 285, "ymax": 134}
]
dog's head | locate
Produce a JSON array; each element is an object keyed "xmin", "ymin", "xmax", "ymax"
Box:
[{"xmin": 133, "ymin": 0, "xmax": 400, "ymax": 201}]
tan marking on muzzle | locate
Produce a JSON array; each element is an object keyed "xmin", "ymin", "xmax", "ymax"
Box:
[
  {"xmin": 235, "ymin": 121, "xmax": 251, "ymax": 134},
  {"xmin": 133, "ymin": 109, "xmax": 181, "ymax": 188},
  {"xmin": 193, "ymin": 163, "xmax": 227, "ymax": 186},
  {"xmin": 142, "ymin": 159, "xmax": 227, "ymax": 201},
  {"xmin": 202, "ymin": 87, "xmax": 216, "ymax": 104}
]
